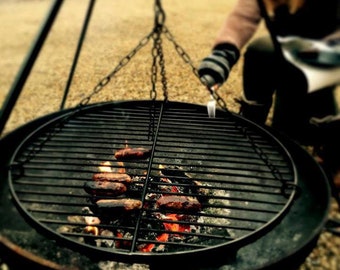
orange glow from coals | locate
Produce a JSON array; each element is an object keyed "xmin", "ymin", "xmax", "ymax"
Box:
[
  {"xmin": 98, "ymin": 161, "xmax": 126, "ymax": 174},
  {"xmin": 139, "ymin": 213, "xmax": 190, "ymax": 252},
  {"xmin": 98, "ymin": 161, "xmax": 112, "ymax": 173},
  {"xmin": 116, "ymin": 161, "xmax": 126, "ymax": 174}
]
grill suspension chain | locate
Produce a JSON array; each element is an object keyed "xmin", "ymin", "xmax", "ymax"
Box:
[
  {"xmin": 148, "ymin": 0, "xmax": 168, "ymax": 140},
  {"xmin": 240, "ymin": 125, "xmax": 300, "ymax": 197},
  {"xmin": 151, "ymin": 0, "xmax": 168, "ymax": 102},
  {"xmin": 77, "ymin": 32, "xmax": 153, "ymax": 107}
]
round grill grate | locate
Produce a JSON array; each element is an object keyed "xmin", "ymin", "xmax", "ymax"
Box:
[{"xmin": 8, "ymin": 101, "xmax": 298, "ymax": 266}]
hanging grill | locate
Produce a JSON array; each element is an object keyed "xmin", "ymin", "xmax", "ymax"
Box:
[
  {"xmin": 8, "ymin": 100, "xmax": 297, "ymax": 267},
  {"xmin": 0, "ymin": 1, "xmax": 332, "ymax": 269}
]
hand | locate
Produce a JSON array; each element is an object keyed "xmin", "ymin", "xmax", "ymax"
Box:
[{"xmin": 198, "ymin": 43, "xmax": 240, "ymax": 88}]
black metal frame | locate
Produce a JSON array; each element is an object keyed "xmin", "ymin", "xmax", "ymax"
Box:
[
  {"xmin": 0, "ymin": 0, "xmax": 96, "ymax": 135},
  {"xmin": 0, "ymin": 106, "xmax": 331, "ymax": 269},
  {"xmin": 0, "ymin": 0, "xmax": 63, "ymax": 135}
]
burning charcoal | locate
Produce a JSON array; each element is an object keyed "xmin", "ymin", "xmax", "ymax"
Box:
[
  {"xmin": 99, "ymin": 229, "xmax": 115, "ymax": 247},
  {"xmin": 57, "ymin": 225, "xmax": 80, "ymax": 234},
  {"xmin": 156, "ymin": 195, "xmax": 201, "ymax": 212},
  {"xmin": 84, "ymin": 225, "xmax": 99, "ymax": 236},
  {"xmin": 92, "ymin": 172, "xmax": 132, "ymax": 183},
  {"xmin": 191, "ymin": 180, "xmax": 211, "ymax": 201},
  {"xmin": 148, "ymin": 176, "xmax": 182, "ymax": 195},
  {"xmin": 67, "ymin": 215, "xmax": 85, "ymax": 224},
  {"xmin": 115, "ymin": 231, "xmax": 133, "ymax": 249},
  {"xmin": 84, "ymin": 216, "xmax": 100, "ymax": 225},
  {"xmin": 82, "ymin": 207, "xmax": 101, "ymax": 225},
  {"xmin": 84, "ymin": 215, "xmax": 100, "ymax": 225},
  {"xmin": 114, "ymin": 147, "xmax": 151, "ymax": 160},
  {"xmin": 84, "ymin": 181, "xmax": 127, "ymax": 197},
  {"xmin": 159, "ymin": 165, "xmax": 188, "ymax": 178},
  {"xmin": 158, "ymin": 177, "xmax": 177, "ymax": 193},
  {"xmin": 138, "ymin": 243, "xmax": 156, "ymax": 253},
  {"xmin": 95, "ymin": 198, "xmax": 142, "ymax": 214},
  {"xmin": 83, "ymin": 226, "xmax": 101, "ymax": 247},
  {"xmin": 126, "ymin": 175, "xmax": 147, "ymax": 197},
  {"xmin": 159, "ymin": 165, "xmax": 211, "ymax": 201},
  {"xmin": 144, "ymin": 193, "xmax": 158, "ymax": 204},
  {"xmin": 138, "ymin": 233, "xmax": 169, "ymax": 253}
]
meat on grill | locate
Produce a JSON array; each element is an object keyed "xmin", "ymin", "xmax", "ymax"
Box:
[
  {"xmin": 95, "ymin": 198, "xmax": 143, "ymax": 211},
  {"xmin": 156, "ymin": 195, "xmax": 201, "ymax": 212},
  {"xmin": 84, "ymin": 181, "xmax": 127, "ymax": 197},
  {"xmin": 114, "ymin": 147, "xmax": 151, "ymax": 160},
  {"xmin": 92, "ymin": 172, "xmax": 132, "ymax": 183}
]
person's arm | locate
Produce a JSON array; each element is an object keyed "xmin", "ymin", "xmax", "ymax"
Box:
[
  {"xmin": 214, "ymin": 0, "xmax": 262, "ymax": 50},
  {"xmin": 198, "ymin": 0, "xmax": 262, "ymax": 88}
]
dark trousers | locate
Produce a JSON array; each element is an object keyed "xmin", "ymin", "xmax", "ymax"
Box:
[{"xmin": 242, "ymin": 36, "xmax": 337, "ymax": 143}]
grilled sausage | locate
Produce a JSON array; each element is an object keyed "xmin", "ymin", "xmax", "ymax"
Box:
[
  {"xmin": 84, "ymin": 181, "xmax": 127, "ymax": 197},
  {"xmin": 95, "ymin": 198, "xmax": 143, "ymax": 211},
  {"xmin": 114, "ymin": 147, "xmax": 151, "ymax": 160},
  {"xmin": 92, "ymin": 172, "xmax": 132, "ymax": 183},
  {"xmin": 156, "ymin": 195, "xmax": 201, "ymax": 212}
]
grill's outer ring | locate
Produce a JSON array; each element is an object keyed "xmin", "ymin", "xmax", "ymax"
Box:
[{"xmin": 7, "ymin": 100, "xmax": 301, "ymax": 267}]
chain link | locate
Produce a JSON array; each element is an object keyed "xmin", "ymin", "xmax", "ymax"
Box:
[
  {"xmin": 78, "ymin": 33, "xmax": 153, "ymax": 107},
  {"xmin": 150, "ymin": 0, "xmax": 168, "ymax": 101},
  {"xmin": 148, "ymin": 0, "xmax": 169, "ymax": 139},
  {"xmin": 150, "ymin": 32, "xmax": 168, "ymax": 102},
  {"xmin": 240, "ymin": 125, "xmax": 298, "ymax": 197},
  {"xmin": 162, "ymin": 26, "xmax": 228, "ymax": 111}
]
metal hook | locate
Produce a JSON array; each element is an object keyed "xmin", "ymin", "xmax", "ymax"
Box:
[{"xmin": 154, "ymin": 0, "xmax": 166, "ymax": 28}]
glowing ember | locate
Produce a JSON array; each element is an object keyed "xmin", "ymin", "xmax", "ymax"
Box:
[
  {"xmin": 163, "ymin": 214, "xmax": 189, "ymax": 233},
  {"xmin": 114, "ymin": 231, "xmax": 132, "ymax": 249},
  {"xmin": 84, "ymin": 216, "xmax": 100, "ymax": 225},
  {"xmin": 78, "ymin": 162, "xmax": 205, "ymax": 254},
  {"xmin": 82, "ymin": 207, "xmax": 101, "ymax": 225},
  {"xmin": 117, "ymin": 161, "xmax": 126, "ymax": 174},
  {"xmin": 98, "ymin": 161, "xmax": 113, "ymax": 173},
  {"xmin": 84, "ymin": 226, "xmax": 99, "ymax": 236},
  {"xmin": 98, "ymin": 161, "xmax": 127, "ymax": 174},
  {"xmin": 139, "ymin": 213, "xmax": 190, "ymax": 252}
]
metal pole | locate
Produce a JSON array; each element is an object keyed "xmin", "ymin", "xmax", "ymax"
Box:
[
  {"xmin": 59, "ymin": 0, "xmax": 96, "ymax": 110},
  {"xmin": 0, "ymin": 0, "xmax": 64, "ymax": 136}
]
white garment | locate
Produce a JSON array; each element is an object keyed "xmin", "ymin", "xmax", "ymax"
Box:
[{"xmin": 278, "ymin": 36, "xmax": 340, "ymax": 93}]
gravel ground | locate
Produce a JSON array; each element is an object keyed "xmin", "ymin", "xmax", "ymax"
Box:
[{"xmin": 0, "ymin": 0, "xmax": 340, "ymax": 269}]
